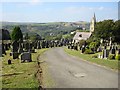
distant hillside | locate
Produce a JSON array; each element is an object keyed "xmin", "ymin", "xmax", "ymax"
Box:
[{"xmin": 1, "ymin": 21, "xmax": 90, "ymax": 39}]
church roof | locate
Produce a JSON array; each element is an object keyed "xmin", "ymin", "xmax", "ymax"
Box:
[{"xmin": 73, "ymin": 32, "xmax": 92, "ymax": 41}]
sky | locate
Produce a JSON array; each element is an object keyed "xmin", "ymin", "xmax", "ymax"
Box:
[{"xmin": 0, "ymin": 0, "xmax": 119, "ymax": 23}]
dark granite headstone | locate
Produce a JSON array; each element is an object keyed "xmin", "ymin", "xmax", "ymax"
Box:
[
  {"xmin": 2, "ymin": 43, "xmax": 6, "ymax": 55},
  {"xmin": 118, "ymin": 49, "xmax": 120, "ymax": 54},
  {"xmin": 8, "ymin": 59, "xmax": 11, "ymax": 65},
  {"xmin": 21, "ymin": 52, "xmax": 32, "ymax": 62}
]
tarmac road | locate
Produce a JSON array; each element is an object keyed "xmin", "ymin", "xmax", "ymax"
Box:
[{"xmin": 40, "ymin": 47, "xmax": 118, "ymax": 88}]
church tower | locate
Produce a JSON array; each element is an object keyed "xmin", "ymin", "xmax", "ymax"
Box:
[{"xmin": 90, "ymin": 13, "xmax": 96, "ymax": 33}]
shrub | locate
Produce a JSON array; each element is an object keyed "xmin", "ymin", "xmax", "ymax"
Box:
[
  {"xmin": 84, "ymin": 49, "xmax": 94, "ymax": 54},
  {"xmin": 92, "ymin": 54, "xmax": 98, "ymax": 58},
  {"xmin": 108, "ymin": 54, "xmax": 115, "ymax": 60},
  {"xmin": 115, "ymin": 54, "xmax": 120, "ymax": 60}
]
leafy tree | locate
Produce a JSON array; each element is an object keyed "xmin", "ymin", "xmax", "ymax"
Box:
[
  {"xmin": 94, "ymin": 20, "xmax": 114, "ymax": 40},
  {"xmin": 112, "ymin": 20, "xmax": 120, "ymax": 43},
  {"xmin": 11, "ymin": 26, "xmax": 23, "ymax": 41}
]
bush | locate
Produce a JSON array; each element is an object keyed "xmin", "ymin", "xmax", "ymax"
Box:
[
  {"xmin": 115, "ymin": 54, "xmax": 120, "ymax": 60},
  {"xmin": 92, "ymin": 54, "xmax": 98, "ymax": 58},
  {"xmin": 84, "ymin": 49, "xmax": 94, "ymax": 54},
  {"xmin": 108, "ymin": 54, "xmax": 115, "ymax": 60}
]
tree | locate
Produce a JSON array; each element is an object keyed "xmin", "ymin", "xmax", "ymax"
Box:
[
  {"xmin": 11, "ymin": 26, "xmax": 23, "ymax": 41},
  {"xmin": 94, "ymin": 20, "xmax": 114, "ymax": 40},
  {"xmin": 112, "ymin": 20, "xmax": 120, "ymax": 43}
]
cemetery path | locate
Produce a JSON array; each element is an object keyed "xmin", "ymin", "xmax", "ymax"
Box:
[{"xmin": 40, "ymin": 47, "xmax": 118, "ymax": 88}]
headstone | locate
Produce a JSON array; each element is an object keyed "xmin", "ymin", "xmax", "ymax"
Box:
[
  {"xmin": 109, "ymin": 37, "xmax": 112, "ymax": 46},
  {"xmin": 81, "ymin": 48, "xmax": 85, "ymax": 53},
  {"xmin": 97, "ymin": 47, "xmax": 102, "ymax": 52},
  {"xmin": 104, "ymin": 45, "xmax": 107, "ymax": 49},
  {"xmin": 13, "ymin": 52, "xmax": 19, "ymax": 59},
  {"xmin": 81, "ymin": 45, "xmax": 85, "ymax": 53},
  {"xmin": 34, "ymin": 42, "xmax": 37, "ymax": 49},
  {"xmin": 37, "ymin": 41, "xmax": 41, "ymax": 49},
  {"xmin": 18, "ymin": 43, "xmax": 23, "ymax": 53},
  {"xmin": 2, "ymin": 43, "xmax": 6, "ymax": 55},
  {"xmin": 24, "ymin": 42, "xmax": 29, "ymax": 51},
  {"xmin": 8, "ymin": 59, "xmax": 11, "ymax": 65},
  {"xmin": 5, "ymin": 44, "xmax": 9, "ymax": 50},
  {"xmin": 103, "ymin": 49, "xmax": 109, "ymax": 59},
  {"xmin": 46, "ymin": 41, "xmax": 49, "ymax": 48},
  {"xmin": 0, "ymin": 43, "xmax": 2, "ymax": 57},
  {"xmin": 110, "ymin": 46, "xmax": 116, "ymax": 54},
  {"xmin": 21, "ymin": 52, "xmax": 32, "ymax": 62},
  {"xmin": 118, "ymin": 49, "xmax": 120, "ymax": 54},
  {"xmin": 41, "ymin": 41, "xmax": 45, "ymax": 48},
  {"xmin": 68, "ymin": 45, "xmax": 70, "ymax": 49},
  {"xmin": 74, "ymin": 45, "xmax": 78, "ymax": 51}
]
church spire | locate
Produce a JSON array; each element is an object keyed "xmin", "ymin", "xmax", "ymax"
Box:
[
  {"xmin": 93, "ymin": 12, "xmax": 96, "ymax": 23},
  {"xmin": 90, "ymin": 13, "xmax": 96, "ymax": 33}
]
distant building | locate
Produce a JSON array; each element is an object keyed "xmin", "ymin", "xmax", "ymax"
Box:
[{"xmin": 73, "ymin": 13, "xmax": 96, "ymax": 43}]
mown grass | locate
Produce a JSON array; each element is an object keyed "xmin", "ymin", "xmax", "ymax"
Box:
[
  {"xmin": 64, "ymin": 47, "xmax": 120, "ymax": 71},
  {"xmin": 2, "ymin": 48, "xmax": 48, "ymax": 88}
]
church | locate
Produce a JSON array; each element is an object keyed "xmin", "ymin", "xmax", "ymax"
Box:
[{"xmin": 73, "ymin": 13, "xmax": 96, "ymax": 43}]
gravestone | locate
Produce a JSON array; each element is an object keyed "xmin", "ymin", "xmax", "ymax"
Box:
[
  {"xmin": 18, "ymin": 43, "xmax": 23, "ymax": 53},
  {"xmin": 46, "ymin": 41, "xmax": 49, "ymax": 48},
  {"xmin": 5, "ymin": 44, "xmax": 9, "ymax": 50},
  {"xmin": 103, "ymin": 49, "xmax": 109, "ymax": 59},
  {"xmin": 71, "ymin": 45, "xmax": 74, "ymax": 49},
  {"xmin": 68, "ymin": 45, "xmax": 70, "ymax": 49},
  {"xmin": 8, "ymin": 59, "xmax": 11, "ymax": 65},
  {"xmin": 74, "ymin": 45, "xmax": 78, "ymax": 51},
  {"xmin": 2, "ymin": 43, "xmax": 6, "ymax": 55},
  {"xmin": 24, "ymin": 42, "xmax": 29, "ymax": 51},
  {"xmin": 37, "ymin": 41, "xmax": 41, "ymax": 49},
  {"xmin": 110, "ymin": 46, "xmax": 116, "ymax": 54},
  {"xmin": 118, "ymin": 49, "xmax": 120, "ymax": 54},
  {"xmin": 41, "ymin": 41, "xmax": 45, "ymax": 48},
  {"xmin": 97, "ymin": 47, "xmax": 102, "ymax": 52},
  {"xmin": 104, "ymin": 45, "xmax": 107, "ymax": 49},
  {"xmin": 21, "ymin": 52, "xmax": 32, "ymax": 62},
  {"xmin": 0, "ymin": 43, "xmax": 2, "ymax": 57},
  {"xmin": 34, "ymin": 42, "xmax": 37, "ymax": 49},
  {"xmin": 81, "ymin": 45, "xmax": 85, "ymax": 53},
  {"xmin": 12, "ymin": 41, "xmax": 19, "ymax": 59}
]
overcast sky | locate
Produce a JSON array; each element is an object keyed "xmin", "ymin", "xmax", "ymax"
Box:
[{"xmin": 0, "ymin": 0, "xmax": 119, "ymax": 23}]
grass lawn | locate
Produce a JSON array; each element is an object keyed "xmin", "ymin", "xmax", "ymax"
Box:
[
  {"xmin": 64, "ymin": 47, "xmax": 120, "ymax": 71},
  {"xmin": 2, "ymin": 48, "xmax": 48, "ymax": 88}
]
